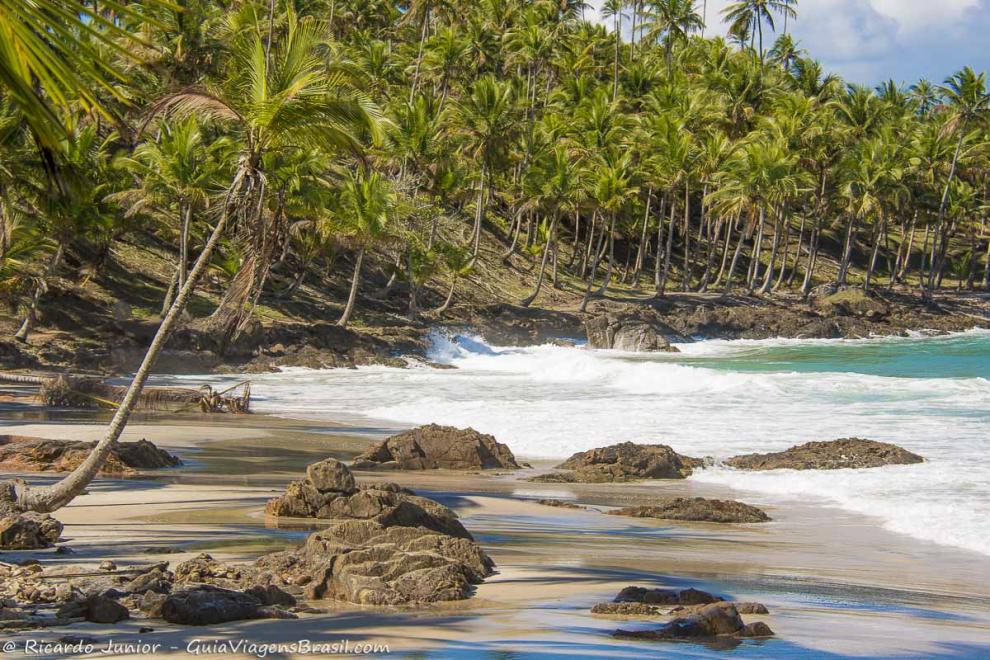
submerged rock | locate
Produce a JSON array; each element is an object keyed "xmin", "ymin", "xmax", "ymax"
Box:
[
  {"xmin": 535, "ymin": 498, "xmax": 584, "ymax": 509},
  {"xmin": 351, "ymin": 424, "xmax": 521, "ymax": 471},
  {"xmin": 615, "ymin": 601, "xmax": 774, "ymax": 641},
  {"xmin": 553, "ymin": 442, "xmax": 700, "ymax": 482},
  {"xmin": 608, "ymin": 498, "xmax": 771, "ymax": 523},
  {"xmin": 726, "ymin": 438, "xmax": 923, "ymax": 471},
  {"xmin": 0, "ymin": 512, "xmax": 63, "ymax": 549},
  {"xmin": 265, "ymin": 458, "xmax": 471, "ymax": 539},
  {"xmin": 0, "ymin": 436, "xmax": 180, "ymax": 475},
  {"xmin": 585, "ymin": 312, "xmax": 682, "ymax": 352}
]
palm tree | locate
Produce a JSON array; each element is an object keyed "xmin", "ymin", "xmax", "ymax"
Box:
[
  {"xmin": 331, "ymin": 171, "xmax": 396, "ymax": 328},
  {"xmin": 145, "ymin": 9, "xmax": 383, "ymax": 342},
  {"xmin": 454, "ymin": 76, "xmax": 516, "ymax": 260},
  {"xmin": 721, "ymin": 0, "xmax": 797, "ymax": 66},
  {"xmin": 644, "ymin": 0, "xmax": 705, "ymax": 76}
]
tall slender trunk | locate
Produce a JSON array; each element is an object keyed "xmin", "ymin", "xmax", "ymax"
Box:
[
  {"xmin": 337, "ymin": 247, "xmax": 364, "ymax": 328},
  {"xmin": 837, "ymin": 214, "xmax": 857, "ymax": 286},
  {"xmin": 11, "ymin": 182, "xmax": 235, "ymax": 513},
  {"xmin": 434, "ymin": 277, "xmax": 456, "ymax": 315},
  {"xmin": 785, "ymin": 213, "xmax": 805, "ymax": 288},
  {"xmin": 471, "ymin": 167, "xmax": 486, "ymax": 260},
  {"xmin": 14, "ymin": 244, "xmax": 64, "ymax": 343},
  {"xmin": 801, "ymin": 221, "xmax": 820, "ymax": 296},
  {"xmin": 654, "ymin": 196, "xmax": 666, "ymax": 294},
  {"xmin": 760, "ymin": 207, "xmax": 782, "ymax": 294},
  {"xmin": 658, "ymin": 196, "xmax": 676, "ymax": 297},
  {"xmin": 747, "ymin": 207, "xmax": 765, "ymax": 293},
  {"xmin": 865, "ymin": 215, "xmax": 886, "ymax": 291},
  {"xmin": 580, "ymin": 211, "xmax": 606, "ymax": 312},
  {"xmin": 521, "ymin": 213, "xmax": 558, "ymax": 307},
  {"xmin": 724, "ymin": 215, "xmax": 747, "ymax": 295},
  {"xmin": 681, "ymin": 182, "xmax": 691, "ymax": 290}
]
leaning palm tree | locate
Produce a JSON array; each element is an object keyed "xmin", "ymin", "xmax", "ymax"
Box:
[
  {"xmin": 721, "ymin": 0, "xmax": 797, "ymax": 66},
  {"xmin": 143, "ymin": 9, "xmax": 383, "ymax": 344},
  {"xmin": 329, "ymin": 171, "xmax": 397, "ymax": 328}
]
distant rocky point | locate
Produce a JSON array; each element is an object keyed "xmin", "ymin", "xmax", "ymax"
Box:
[
  {"xmin": 351, "ymin": 424, "xmax": 521, "ymax": 471},
  {"xmin": 726, "ymin": 438, "xmax": 924, "ymax": 471}
]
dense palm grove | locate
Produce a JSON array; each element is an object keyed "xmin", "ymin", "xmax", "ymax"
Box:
[{"xmin": 2, "ymin": 0, "xmax": 990, "ymax": 354}]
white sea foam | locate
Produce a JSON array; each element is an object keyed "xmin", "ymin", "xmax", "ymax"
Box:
[{"xmin": 234, "ymin": 329, "xmax": 990, "ymax": 557}]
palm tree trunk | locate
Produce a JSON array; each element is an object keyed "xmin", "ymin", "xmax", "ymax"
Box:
[
  {"xmin": 865, "ymin": 216, "xmax": 885, "ymax": 291},
  {"xmin": 15, "ymin": 243, "xmax": 64, "ymax": 343},
  {"xmin": 10, "ymin": 189, "xmax": 234, "ymax": 513},
  {"xmin": 659, "ymin": 196, "xmax": 676, "ymax": 297},
  {"xmin": 471, "ymin": 167, "xmax": 487, "ymax": 259},
  {"xmin": 724, "ymin": 217, "xmax": 747, "ymax": 295},
  {"xmin": 521, "ymin": 213, "xmax": 557, "ymax": 307},
  {"xmin": 434, "ymin": 277, "xmax": 457, "ymax": 315},
  {"xmin": 838, "ymin": 214, "xmax": 857, "ymax": 286},
  {"xmin": 337, "ymin": 247, "xmax": 364, "ymax": 328},
  {"xmin": 681, "ymin": 182, "xmax": 691, "ymax": 291},
  {"xmin": 161, "ymin": 268, "xmax": 178, "ymax": 317},
  {"xmin": 581, "ymin": 211, "xmax": 606, "ymax": 312},
  {"xmin": 760, "ymin": 209, "xmax": 782, "ymax": 294}
]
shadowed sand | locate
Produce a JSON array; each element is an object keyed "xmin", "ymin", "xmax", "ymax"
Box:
[{"xmin": 1, "ymin": 409, "xmax": 988, "ymax": 658}]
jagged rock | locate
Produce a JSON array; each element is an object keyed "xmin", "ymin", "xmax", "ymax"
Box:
[
  {"xmin": 126, "ymin": 569, "xmax": 172, "ymax": 595},
  {"xmin": 244, "ymin": 584, "xmax": 296, "ymax": 607},
  {"xmin": 160, "ymin": 585, "xmax": 263, "ymax": 625},
  {"xmin": 817, "ymin": 289, "xmax": 890, "ymax": 319},
  {"xmin": 608, "ymin": 498, "xmax": 771, "ymax": 523},
  {"xmin": 265, "ymin": 460, "xmax": 471, "ymax": 539},
  {"xmin": 173, "ymin": 554, "xmax": 254, "ymax": 589},
  {"xmin": 0, "ymin": 512, "xmax": 63, "ymax": 549},
  {"xmin": 553, "ymin": 442, "xmax": 700, "ymax": 483},
  {"xmin": 591, "ymin": 602, "xmax": 661, "ymax": 616},
  {"xmin": 726, "ymin": 438, "xmax": 924, "ymax": 471},
  {"xmin": 616, "ymin": 586, "xmax": 722, "ymax": 606},
  {"xmin": 614, "ymin": 602, "xmax": 774, "ymax": 641},
  {"xmin": 525, "ymin": 472, "xmax": 576, "ymax": 483},
  {"xmin": 98, "ymin": 560, "xmax": 117, "ymax": 572},
  {"xmin": 352, "ymin": 425, "xmax": 521, "ymax": 471},
  {"xmin": 734, "ymin": 602, "xmax": 770, "ymax": 615},
  {"xmin": 585, "ymin": 312, "xmax": 682, "ymax": 352},
  {"xmin": 0, "ymin": 436, "xmax": 180, "ymax": 475},
  {"xmin": 84, "ymin": 595, "xmax": 129, "ymax": 624},
  {"xmin": 254, "ymin": 519, "xmax": 494, "ymax": 606}
]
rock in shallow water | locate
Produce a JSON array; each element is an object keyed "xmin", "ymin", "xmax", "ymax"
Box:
[
  {"xmin": 585, "ymin": 312, "xmax": 682, "ymax": 352},
  {"xmin": 546, "ymin": 442, "xmax": 700, "ymax": 483},
  {"xmin": 608, "ymin": 498, "xmax": 771, "ymax": 523},
  {"xmin": 614, "ymin": 602, "xmax": 774, "ymax": 641},
  {"xmin": 351, "ymin": 424, "xmax": 521, "ymax": 471},
  {"xmin": 725, "ymin": 438, "xmax": 923, "ymax": 471}
]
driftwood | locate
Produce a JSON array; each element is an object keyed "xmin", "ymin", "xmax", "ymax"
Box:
[{"xmin": 0, "ymin": 373, "xmax": 251, "ymax": 413}]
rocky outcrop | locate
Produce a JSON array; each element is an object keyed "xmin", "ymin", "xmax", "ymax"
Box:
[
  {"xmin": 0, "ymin": 512, "xmax": 63, "ymax": 549},
  {"xmin": 726, "ymin": 438, "xmax": 924, "ymax": 471},
  {"xmin": 616, "ymin": 586, "xmax": 722, "ymax": 606},
  {"xmin": 536, "ymin": 498, "xmax": 584, "ymax": 509},
  {"xmin": 551, "ymin": 442, "xmax": 700, "ymax": 483},
  {"xmin": 352, "ymin": 425, "xmax": 521, "ymax": 471},
  {"xmin": 585, "ymin": 312, "xmax": 682, "ymax": 352},
  {"xmin": 254, "ymin": 519, "xmax": 494, "ymax": 606},
  {"xmin": 592, "ymin": 602, "xmax": 661, "ymax": 616},
  {"xmin": 265, "ymin": 458, "xmax": 471, "ymax": 539},
  {"xmin": 608, "ymin": 498, "xmax": 771, "ymax": 523},
  {"xmin": 614, "ymin": 602, "xmax": 774, "ymax": 641},
  {"xmin": 0, "ymin": 436, "xmax": 180, "ymax": 475},
  {"xmin": 260, "ymin": 459, "xmax": 494, "ymax": 606},
  {"xmin": 815, "ymin": 288, "xmax": 889, "ymax": 320}
]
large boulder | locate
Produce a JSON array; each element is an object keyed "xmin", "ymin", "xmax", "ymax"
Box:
[
  {"xmin": 265, "ymin": 459, "xmax": 471, "ymax": 539},
  {"xmin": 0, "ymin": 436, "xmax": 180, "ymax": 475},
  {"xmin": 551, "ymin": 442, "xmax": 700, "ymax": 483},
  {"xmin": 816, "ymin": 288, "xmax": 889, "ymax": 320},
  {"xmin": 0, "ymin": 512, "xmax": 63, "ymax": 550},
  {"xmin": 254, "ymin": 519, "xmax": 494, "ymax": 606},
  {"xmin": 608, "ymin": 498, "xmax": 771, "ymax": 523},
  {"xmin": 160, "ymin": 585, "xmax": 265, "ymax": 625},
  {"xmin": 616, "ymin": 586, "xmax": 722, "ymax": 606},
  {"xmin": 726, "ymin": 438, "xmax": 923, "ymax": 471},
  {"xmin": 614, "ymin": 602, "xmax": 774, "ymax": 641},
  {"xmin": 352, "ymin": 424, "xmax": 521, "ymax": 471},
  {"xmin": 585, "ymin": 313, "xmax": 681, "ymax": 352}
]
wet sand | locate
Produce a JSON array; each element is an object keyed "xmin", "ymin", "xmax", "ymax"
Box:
[{"xmin": 1, "ymin": 406, "xmax": 989, "ymax": 658}]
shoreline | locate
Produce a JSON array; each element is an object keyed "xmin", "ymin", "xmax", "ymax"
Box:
[{"xmin": 2, "ymin": 411, "xmax": 989, "ymax": 657}]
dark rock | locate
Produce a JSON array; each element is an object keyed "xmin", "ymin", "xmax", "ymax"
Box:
[
  {"xmin": 0, "ymin": 436, "xmax": 179, "ymax": 475},
  {"xmin": 139, "ymin": 592, "xmax": 167, "ymax": 618},
  {"xmin": 585, "ymin": 312, "xmax": 682, "ymax": 352},
  {"xmin": 244, "ymin": 584, "xmax": 296, "ymax": 607},
  {"xmin": 126, "ymin": 569, "xmax": 172, "ymax": 595},
  {"xmin": 256, "ymin": 605, "xmax": 298, "ymax": 620},
  {"xmin": 98, "ymin": 560, "xmax": 117, "ymax": 572},
  {"xmin": 735, "ymin": 602, "xmax": 770, "ymax": 615},
  {"xmin": 554, "ymin": 442, "xmax": 700, "ymax": 482},
  {"xmin": 726, "ymin": 438, "xmax": 924, "ymax": 471},
  {"xmin": 0, "ymin": 512, "xmax": 63, "ymax": 549},
  {"xmin": 608, "ymin": 498, "xmax": 771, "ymax": 523},
  {"xmin": 139, "ymin": 627, "xmax": 154, "ymax": 633},
  {"xmin": 55, "ymin": 545, "xmax": 75, "ymax": 555},
  {"xmin": 352, "ymin": 424, "xmax": 521, "ymax": 471},
  {"xmin": 817, "ymin": 289, "xmax": 889, "ymax": 319},
  {"xmin": 525, "ymin": 471, "xmax": 576, "ymax": 483},
  {"xmin": 614, "ymin": 602, "xmax": 774, "ymax": 641},
  {"xmin": 160, "ymin": 585, "xmax": 263, "ymax": 625},
  {"xmin": 591, "ymin": 602, "xmax": 660, "ymax": 616},
  {"xmin": 616, "ymin": 586, "xmax": 722, "ymax": 606},
  {"xmin": 173, "ymin": 554, "xmax": 253, "ymax": 589},
  {"xmin": 85, "ymin": 595, "xmax": 129, "ymax": 624}
]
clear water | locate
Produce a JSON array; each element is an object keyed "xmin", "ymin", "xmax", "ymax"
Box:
[{"xmin": 221, "ymin": 328, "xmax": 990, "ymax": 557}]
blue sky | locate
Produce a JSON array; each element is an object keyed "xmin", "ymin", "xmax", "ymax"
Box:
[{"xmin": 588, "ymin": 0, "xmax": 990, "ymax": 85}]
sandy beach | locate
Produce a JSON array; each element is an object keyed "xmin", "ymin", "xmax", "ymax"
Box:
[{"xmin": 1, "ymin": 392, "xmax": 988, "ymax": 659}]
